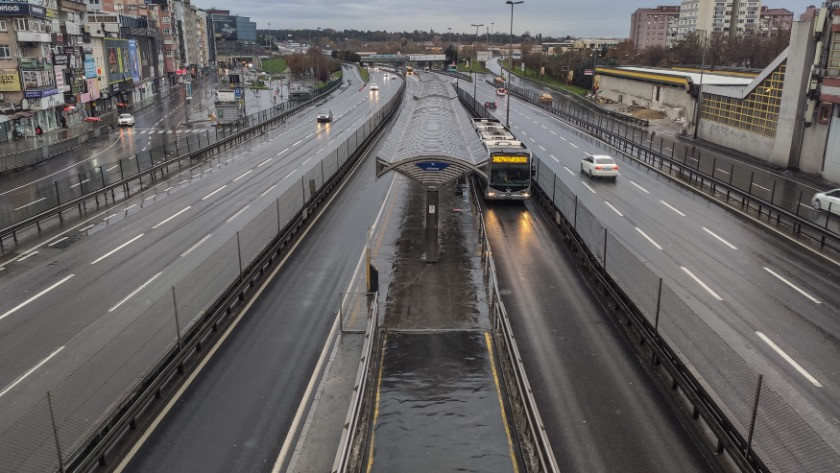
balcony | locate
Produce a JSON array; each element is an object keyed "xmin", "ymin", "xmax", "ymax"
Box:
[
  {"xmin": 16, "ymin": 31, "xmax": 52, "ymax": 43},
  {"xmin": 18, "ymin": 57, "xmax": 51, "ymax": 69},
  {"xmin": 62, "ymin": 21, "xmax": 81, "ymax": 35}
]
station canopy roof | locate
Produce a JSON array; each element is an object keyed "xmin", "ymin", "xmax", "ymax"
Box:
[{"xmin": 376, "ymin": 73, "xmax": 488, "ymax": 189}]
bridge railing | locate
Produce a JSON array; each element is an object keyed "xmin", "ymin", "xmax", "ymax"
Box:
[
  {"xmin": 531, "ymin": 157, "xmax": 840, "ymax": 473},
  {"xmin": 0, "ymin": 76, "xmax": 406, "ymax": 473}
]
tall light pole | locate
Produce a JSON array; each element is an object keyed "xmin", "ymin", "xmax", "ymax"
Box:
[
  {"xmin": 505, "ymin": 0, "xmax": 523, "ymax": 128},
  {"xmin": 471, "ymin": 23, "xmax": 484, "ymax": 108},
  {"xmin": 490, "ymin": 22, "xmax": 494, "ymax": 46},
  {"xmin": 693, "ymin": 30, "xmax": 708, "ymax": 139}
]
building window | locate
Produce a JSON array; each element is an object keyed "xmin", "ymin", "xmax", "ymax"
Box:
[
  {"xmin": 0, "ymin": 45, "xmax": 10, "ymax": 58},
  {"xmin": 161, "ymin": 16, "xmax": 170, "ymax": 23},
  {"xmin": 701, "ymin": 63, "xmax": 786, "ymax": 138},
  {"xmin": 0, "ymin": 21, "xmax": 5, "ymax": 32}
]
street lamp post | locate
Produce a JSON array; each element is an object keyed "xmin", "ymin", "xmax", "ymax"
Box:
[
  {"xmin": 693, "ymin": 30, "xmax": 708, "ymax": 139},
  {"xmin": 505, "ymin": 0, "xmax": 523, "ymax": 128},
  {"xmin": 471, "ymin": 23, "xmax": 484, "ymax": 110}
]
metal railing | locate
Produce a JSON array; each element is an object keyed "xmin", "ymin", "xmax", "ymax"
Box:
[
  {"xmin": 0, "ymin": 77, "xmax": 406, "ymax": 473},
  {"xmin": 0, "ymin": 76, "xmax": 344, "ymax": 247},
  {"xmin": 468, "ymin": 176, "xmax": 560, "ymax": 473},
  {"xmin": 531, "ymin": 157, "xmax": 840, "ymax": 473}
]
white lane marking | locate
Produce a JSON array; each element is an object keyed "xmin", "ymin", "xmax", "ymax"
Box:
[
  {"xmin": 702, "ymin": 227, "xmax": 737, "ymax": 250},
  {"xmin": 681, "ymin": 266, "xmax": 723, "ymax": 301},
  {"xmin": 283, "ymin": 170, "xmax": 296, "ymax": 180},
  {"xmin": 659, "ymin": 200, "xmax": 686, "ymax": 217},
  {"xmin": 763, "ymin": 267, "xmax": 821, "ymax": 304},
  {"xmin": 277, "ymin": 148, "xmax": 289, "ymax": 156},
  {"xmin": 108, "ymin": 272, "xmax": 163, "ymax": 312},
  {"xmin": 0, "ymin": 274, "xmax": 75, "ymax": 322},
  {"xmin": 521, "ymin": 131, "xmax": 528, "ymax": 136},
  {"xmin": 302, "ymin": 157, "xmax": 312, "ymax": 165},
  {"xmin": 538, "ymin": 145, "xmax": 546, "ymax": 151},
  {"xmin": 260, "ymin": 184, "xmax": 277, "ymax": 197},
  {"xmin": 755, "ymin": 331, "xmax": 822, "ymax": 387},
  {"xmin": 90, "ymin": 234, "xmax": 144, "ymax": 265},
  {"xmin": 0, "ymin": 346, "xmax": 65, "ymax": 397},
  {"xmin": 226, "ymin": 205, "xmax": 250, "ymax": 223},
  {"xmin": 629, "ymin": 180, "xmax": 650, "ymax": 194},
  {"xmin": 550, "ymin": 155, "xmax": 559, "ymax": 162},
  {"xmin": 162, "ymin": 187, "xmax": 173, "ymax": 193},
  {"xmin": 124, "ymin": 204, "xmax": 137, "ymax": 212},
  {"xmin": 549, "ymin": 130, "xmax": 557, "ymax": 135},
  {"xmin": 569, "ymin": 143, "xmax": 578, "ymax": 149},
  {"xmin": 79, "ymin": 224, "xmax": 94, "ymax": 232},
  {"xmin": 103, "ymin": 214, "xmax": 117, "ymax": 221},
  {"xmin": 753, "ymin": 183, "xmax": 771, "ymax": 192},
  {"xmin": 799, "ymin": 202, "xmax": 814, "ymax": 210},
  {"xmin": 635, "ymin": 227, "xmax": 664, "ymax": 250},
  {"xmin": 604, "ymin": 201, "xmax": 624, "ymax": 217},
  {"xmin": 16, "ymin": 251, "xmax": 38, "ymax": 262},
  {"xmin": 581, "ymin": 181, "xmax": 597, "ymax": 194},
  {"xmin": 258, "ymin": 158, "xmax": 273, "ymax": 167},
  {"xmin": 305, "ymin": 133, "xmax": 314, "ymax": 138},
  {"xmin": 13, "ymin": 197, "xmax": 47, "ymax": 211},
  {"xmin": 292, "ymin": 140, "xmax": 302, "ymax": 146},
  {"xmin": 525, "ymin": 115, "xmax": 532, "ymax": 120},
  {"xmin": 106, "ymin": 164, "xmax": 119, "ymax": 172},
  {"xmin": 152, "ymin": 206, "xmax": 191, "ymax": 229},
  {"xmin": 529, "ymin": 137, "xmax": 536, "ymax": 143},
  {"xmin": 180, "ymin": 234, "xmax": 212, "ymax": 258},
  {"xmin": 233, "ymin": 170, "xmax": 253, "ymax": 182},
  {"xmin": 716, "ymin": 168, "xmax": 730, "ymax": 175},
  {"xmin": 560, "ymin": 136, "xmax": 567, "ymax": 141},
  {"xmin": 563, "ymin": 166, "xmax": 575, "ymax": 176},
  {"xmin": 201, "ymin": 184, "xmax": 227, "ymax": 201},
  {"xmin": 48, "ymin": 237, "xmax": 69, "ymax": 247}
]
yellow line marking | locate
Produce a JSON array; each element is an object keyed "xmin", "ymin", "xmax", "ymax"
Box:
[
  {"xmin": 484, "ymin": 331, "xmax": 520, "ymax": 473},
  {"xmin": 366, "ymin": 332, "xmax": 388, "ymax": 473}
]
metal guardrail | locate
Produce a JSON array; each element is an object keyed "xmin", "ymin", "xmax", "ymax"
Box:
[
  {"xmin": 468, "ymin": 177, "xmax": 560, "ymax": 473},
  {"xmin": 332, "ymin": 291, "xmax": 378, "ymax": 473},
  {"xmin": 0, "ymin": 76, "xmax": 344, "ymax": 246},
  {"xmin": 0, "ymin": 76, "xmax": 407, "ymax": 473},
  {"xmin": 498, "ymin": 81, "xmax": 840, "ymax": 257}
]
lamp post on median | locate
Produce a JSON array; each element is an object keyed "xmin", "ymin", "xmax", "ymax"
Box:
[
  {"xmin": 471, "ymin": 23, "xmax": 484, "ymax": 110},
  {"xmin": 505, "ymin": 0, "xmax": 523, "ymax": 128},
  {"xmin": 693, "ymin": 30, "xmax": 708, "ymax": 140}
]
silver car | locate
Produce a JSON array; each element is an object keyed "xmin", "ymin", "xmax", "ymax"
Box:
[
  {"xmin": 812, "ymin": 188, "xmax": 840, "ymax": 215},
  {"xmin": 581, "ymin": 155, "xmax": 619, "ymax": 180}
]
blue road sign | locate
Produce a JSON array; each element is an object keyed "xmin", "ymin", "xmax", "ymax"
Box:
[
  {"xmin": 234, "ymin": 87, "xmax": 243, "ymax": 98},
  {"xmin": 415, "ymin": 162, "xmax": 450, "ymax": 171}
]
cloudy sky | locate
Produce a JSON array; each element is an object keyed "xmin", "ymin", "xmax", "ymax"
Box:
[{"xmin": 191, "ymin": 0, "xmax": 818, "ymax": 38}]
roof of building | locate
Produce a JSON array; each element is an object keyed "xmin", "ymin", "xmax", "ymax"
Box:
[
  {"xmin": 376, "ymin": 74, "xmax": 488, "ymax": 189},
  {"xmin": 597, "ymin": 66, "xmax": 755, "ymax": 89}
]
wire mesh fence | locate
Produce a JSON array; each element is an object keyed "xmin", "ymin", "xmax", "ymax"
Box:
[
  {"xmin": 537, "ymin": 158, "xmax": 840, "ymax": 472},
  {"xmin": 0, "ymin": 78, "xmax": 405, "ymax": 473}
]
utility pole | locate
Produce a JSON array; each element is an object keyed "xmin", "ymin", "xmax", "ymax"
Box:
[
  {"xmin": 506, "ymin": 0, "xmax": 524, "ymax": 128},
  {"xmin": 471, "ymin": 23, "xmax": 484, "ymax": 105}
]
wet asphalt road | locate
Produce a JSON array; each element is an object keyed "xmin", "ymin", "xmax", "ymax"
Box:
[
  {"xmin": 121, "ymin": 94, "xmax": 397, "ymax": 473},
  {"xmin": 485, "ymin": 200, "xmax": 714, "ymax": 472},
  {"xmin": 0, "ymin": 66, "xmax": 393, "ymax": 432},
  {"xmin": 464, "ymin": 74, "xmax": 840, "ymax": 452}
]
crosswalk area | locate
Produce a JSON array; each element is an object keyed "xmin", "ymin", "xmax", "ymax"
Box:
[{"xmin": 132, "ymin": 128, "xmax": 212, "ymax": 134}]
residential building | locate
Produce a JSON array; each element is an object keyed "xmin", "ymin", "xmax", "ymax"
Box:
[
  {"xmin": 760, "ymin": 7, "xmax": 793, "ymax": 36},
  {"xmin": 630, "ymin": 5, "xmax": 680, "ymax": 51},
  {"xmin": 675, "ymin": 0, "xmax": 763, "ymax": 41}
]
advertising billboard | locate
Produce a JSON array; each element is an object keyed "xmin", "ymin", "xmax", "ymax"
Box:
[
  {"xmin": 84, "ymin": 54, "xmax": 97, "ymax": 79},
  {"xmin": 105, "ymin": 38, "xmax": 131, "ymax": 83},
  {"xmin": 213, "ymin": 15, "xmax": 237, "ymax": 41},
  {"xmin": 128, "ymin": 39, "xmax": 141, "ymax": 82},
  {"xmin": 0, "ymin": 68, "xmax": 21, "ymax": 91}
]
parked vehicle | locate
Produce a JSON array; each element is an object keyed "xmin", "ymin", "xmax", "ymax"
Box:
[
  {"xmin": 581, "ymin": 154, "xmax": 619, "ymax": 180},
  {"xmin": 812, "ymin": 188, "xmax": 840, "ymax": 214}
]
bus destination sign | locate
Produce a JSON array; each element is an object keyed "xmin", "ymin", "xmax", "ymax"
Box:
[{"xmin": 492, "ymin": 155, "xmax": 528, "ymax": 164}]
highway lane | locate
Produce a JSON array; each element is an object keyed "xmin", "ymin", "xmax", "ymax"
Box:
[
  {"xmin": 0, "ymin": 70, "xmax": 305, "ymax": 222},
  {"xmin": 466, "ymin": 77, "xmax": 840, "ymax": 451},
  {"xmin": 119, "ymin": 118, "xmax": 400, "ymax": 473},
  {"xmin": 485, "ymin": 201, "xmax": 715, "ymax": 473},
  {"xmin": 0, "ymin": 69, "xmax": 400, "ymax": 431}
]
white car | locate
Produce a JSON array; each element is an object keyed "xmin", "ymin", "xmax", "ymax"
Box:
[
  {"xmin": 581, "ymin": 154, "xmax": 619, "ymax": 180},
  {"xmin": 812, "ymin": 188, "xmax": 840, "ymax": 214},
  {"xmin": 117, "ymin": 113, "xmax": 135, "ymax": 126},
  {"xmin": 369, "ymin": 84, "xmax": 379, "ymax": 91}
]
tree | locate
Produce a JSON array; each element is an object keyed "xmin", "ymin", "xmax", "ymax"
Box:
[{"xmin": 444, "ymin": 45, "xmax": 458, "ymax": 65}]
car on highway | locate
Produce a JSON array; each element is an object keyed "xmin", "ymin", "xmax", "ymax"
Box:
[
  {"xmin": 581, "ymin": 154, "xmax": 619, "ymax": 180},
  {"xmin": 811, "ymin": 188, "xmax": 840, "ymax": 214},
  {"xmin": 484, "ymin": 101, "xmax": 497, "ymax": 109},
  {"xmin": 316, "ymin": 110, "xmax": 333, "ymax": 123},
  {"xmin": 370, "ymin": 84, "xmax": 379, "ymax": 91},
  {"xmin": 496, "ymin": 87, "xmax": 507, "ymax": 96},
  {"xmin": 117, "ymin": 113, "xmax": 135, "ymax": 126}
]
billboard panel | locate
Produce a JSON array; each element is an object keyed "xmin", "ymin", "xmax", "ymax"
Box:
[
  {"xmin": 128, "ymin": 39, "xmax": 141, "ymax": 82},
  {"xmin": 84, "ymin": 54, "xmax": 97, "ymax": 79},
  {"xmin": 0, "ymin": 68, "xmax": 21, "ymax": 91},
  {"xmin": 213, "ymin": 15, "xmax": 237, "ymax": 41},
  {"xmin": 104, "ymin": 38, "xmax": 131, "ymax": 83}
]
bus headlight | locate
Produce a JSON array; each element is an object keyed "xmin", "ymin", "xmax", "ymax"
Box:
[{"xmin": 487, "ymin": 192, "xmax": 496, "ymax": 197}]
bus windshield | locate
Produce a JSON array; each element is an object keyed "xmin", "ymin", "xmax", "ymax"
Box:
[{"xmin": 489, "ymin": 165, "xmax": 530, "ymax": 188}]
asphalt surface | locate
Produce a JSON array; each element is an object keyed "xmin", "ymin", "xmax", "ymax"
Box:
[
  {"xmin": 0, "ymin": 66, "xmax": 395, "ymax": 432},
  {"xmin": 462, "ymin": 73, "xmax": 840, "ymax": 453},
  {"xmin": 0, "ymin": 74, "xmax": 295, "ymax": 230},
  {"xmin": 485, "ymin": 200, "xmax": 714, "ymax": 472},
  {"xmin": 120, "ymin": 91, "xmax": 398, "ymax": 473}
]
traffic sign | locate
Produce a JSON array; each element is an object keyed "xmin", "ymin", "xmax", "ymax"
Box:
[
  {"xmin": 415, "ymin": 162, "xmax": 450, "ymax": 171},
  {"xmin": 584, "ymin": 69, "xmax": 594, "ymax": 76},
  {"xmin": 234, "ymin": 87, "xmax": 243, "ymax": 98}
]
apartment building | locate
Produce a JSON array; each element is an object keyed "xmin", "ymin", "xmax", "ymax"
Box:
[
  {"xmin": 630, "ymin": 5, "xmax": 681, "ymax": 51},
  {"xmin": 674, "ymin": 0, "xmax": 763, "ymax": 41},
  {"xmin": 760, "ymin": 7, "xmax": 793, "ymax": 36}
]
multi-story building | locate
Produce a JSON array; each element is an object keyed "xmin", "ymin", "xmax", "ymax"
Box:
[
  {"xmin": 630, "ymin": 5, "xmax": 680, "ymax": 51},
  {"xmin": 760, "ymin": 7, "xmax": 793, "ymax": 36},
  {"xmin": 56, "ymin": 0, "xmax": 88, "ymax": 127},
  {"xmin": 675, "ymin": 0, "xmax": 763, "ymax": 41}
]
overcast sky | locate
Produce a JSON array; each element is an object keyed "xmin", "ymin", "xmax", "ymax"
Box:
[{"xmin": 191, "ymin": 0, "xmax": 818, "ymax": 38}]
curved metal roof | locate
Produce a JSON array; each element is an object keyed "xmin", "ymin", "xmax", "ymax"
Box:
[{"xmin": 376, "ymin": 73, "xmax": 488, "ymax": 189}]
